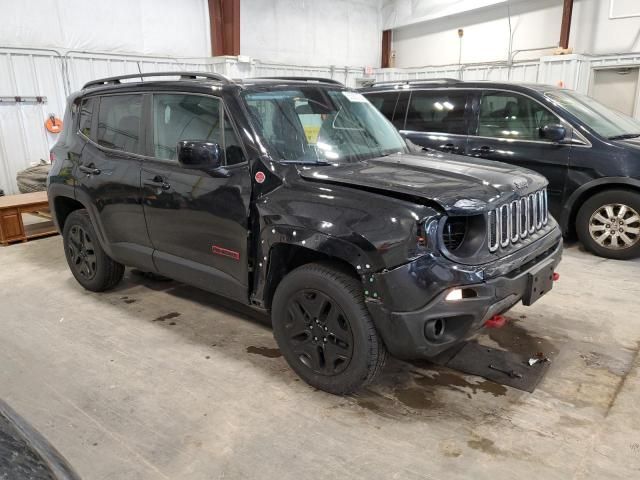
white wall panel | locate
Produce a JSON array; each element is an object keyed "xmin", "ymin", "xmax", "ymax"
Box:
[
  {"xmin": 241, "ymin": 0, "xmax": 381, "ymax": 67},
  {"xmin": 0, "ymin": 0, "xmax": 210, "ymax": 58}
]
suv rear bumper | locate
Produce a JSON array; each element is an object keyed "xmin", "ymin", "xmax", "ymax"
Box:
[{"xmin": 365, "ymin": 227, "xmax": 562, "ymax": 359}]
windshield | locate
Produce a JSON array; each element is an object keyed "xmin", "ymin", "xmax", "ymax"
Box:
[
  {"xmin": 243, "ymin": 87, "xmax": 408, "ymax": 163},
  {"xmin": 545, "ymin": 89, "xmax": 640, "ymax": 139}
]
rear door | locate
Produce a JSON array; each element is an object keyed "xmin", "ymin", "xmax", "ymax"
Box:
[
  {"xmin": 74, "ymin": 93, "xmax": 154, "ymax": 270},
  {"xmin": 141, "ymin": 92, "xmax": 251, "ymax": 302},
  {"xmin": 466, "ymin": 90, "xmax": 571, "ymax": 219},
  {"xmin": 400, "ymin": 89, "xmax": 472, "ymax": 154}
]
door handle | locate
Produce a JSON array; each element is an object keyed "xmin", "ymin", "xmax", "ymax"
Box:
[
  {"xmin": 441, "ymin": 143, "xmax": 458, "ymax": 152},
  {"xmin": 145, "ymin": 175, "xmax": 171, "ymax": 190},
  {"xmin": 79, "ymin": 164, "xmax": 101, "ymax": 175},
  {"xmin": 471, "ymin": 146, "xmax": 496, "ymax": 155}
]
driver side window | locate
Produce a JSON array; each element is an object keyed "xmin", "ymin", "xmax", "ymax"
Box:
[
  {"xmin": 478, "ymin": 92, "xmax": 560, "ymax": 141},
  {"xmin": 151, "ymin": 94, "xmax": 246, "ymax": 165}
]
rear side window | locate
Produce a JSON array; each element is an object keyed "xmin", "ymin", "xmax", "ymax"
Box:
[
  {"xmin": 78, "ymin": 97, "xmax": 95, "ymax": 138},
  {"xmin": 478, "ymin": 92, "xmax": 560, "ymax": 141},
  {"xmin": 366, "ymin": 92, "xmax": 399, "ymax": 122},
  {"xmin": 96, "ymin": 95, "xmax": 143, "ymax": 154},
  {"xmin": 152, "ymin": 93, "xmax": 244, "ymax": 164},
  {"xmin": 405, "ymin": 90, "xmax": 469, "ymax": 134}
]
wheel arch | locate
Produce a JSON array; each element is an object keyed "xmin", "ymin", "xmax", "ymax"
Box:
[
  {"xmin": 562, "ymin": 177, "xmax": 640, "ymax": 237},
  {"xmin": 52, "ymin": 195, "xmax": 85, "ymax": 232},
  {"xmin": 259, "ymin": 235, "xmax": 368, "ymax": 311}
]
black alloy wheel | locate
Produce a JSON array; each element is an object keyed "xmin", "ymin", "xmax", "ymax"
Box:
[
  {"xmin": 62, "ymin": 209, "xmax": 125, "ymax": 291},
  {"xmin": 272, "ymin": 262, "xmax": 387, "ymax": 394},
  {"xmin": 67, "ymin": 224, "xmax": 97, "ymax": 281},
  {"xmin": 285, "ymin": 289, "xmax": 354, "ymax": 375}
]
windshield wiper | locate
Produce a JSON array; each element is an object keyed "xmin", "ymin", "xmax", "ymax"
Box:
[
  {"xmin": 278, "ymin": 160, "xmax": 333, "ymax": 166},
  {"xmin": 608, "ymin": 133, "xmax": 640, "ymax": 140}
]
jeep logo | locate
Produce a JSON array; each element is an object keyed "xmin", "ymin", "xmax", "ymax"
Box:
[{"xmin": 513, "ymin": 179, "xmax": 528, "ymax": 190}]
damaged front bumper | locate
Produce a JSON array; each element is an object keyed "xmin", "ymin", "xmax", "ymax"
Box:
[{"xmin": 364, "ymin": 225, "xmax": 563, "ymax": 359}]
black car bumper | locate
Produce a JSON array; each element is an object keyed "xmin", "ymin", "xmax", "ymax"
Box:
[{"xmin": 365, "ymin": 226, "xmax": 563, "ymax": 359}]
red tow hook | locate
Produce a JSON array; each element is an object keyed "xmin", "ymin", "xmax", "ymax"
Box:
[
  {"xmin": 553, "ymin": 272, "xmax": 560, "ymax": 281},
  {"xmin": 484, "ymin": 314, "xmax": 507, "ymax": 329}
]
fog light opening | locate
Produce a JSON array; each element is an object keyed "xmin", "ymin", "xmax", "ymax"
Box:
[
  {"xmin": 445, "ymin": 288, "xmax": 477, "ymax": 301},
  {"xmin": 425, "ymin": 317, "xmax": 446, "ymax": 341}
]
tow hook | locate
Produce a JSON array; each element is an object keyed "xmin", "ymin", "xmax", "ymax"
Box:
[
  {"xmin": 553, "ymin": 272, "xmax": 560, "ymax": 281},
  {"xmin": 484, "ymin": 314, "xmax": 506, "ymax": 329}
]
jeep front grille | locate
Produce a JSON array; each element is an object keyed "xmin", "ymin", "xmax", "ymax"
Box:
[{"xmin": 488, "ymin": 188, "xmax": 548, "ymax": 252}]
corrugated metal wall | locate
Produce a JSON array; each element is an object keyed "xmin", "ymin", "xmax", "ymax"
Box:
[{"xmin": 1, "ymin": 48, "xmax": 639, "ymax": 194}]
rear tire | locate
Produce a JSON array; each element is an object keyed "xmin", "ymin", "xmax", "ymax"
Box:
[
  {"xmin": 576, "ymin": 189, "xmax": 640, "ymax": 260},
  {"xmin": 271, "ymin": 262, "xmax": 387, "ymax": 394},
  {"xmin": 63, "ymin": 209, "xmax": 125, "ymax": 291}
]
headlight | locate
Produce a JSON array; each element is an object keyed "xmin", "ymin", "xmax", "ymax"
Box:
[{"xmin": 439, "ymin": 214, "xmax": 485, "ymax": 257}]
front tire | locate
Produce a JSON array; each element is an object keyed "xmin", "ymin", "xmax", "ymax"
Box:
[
  {"xmin": 576, "ymin": 189, "xmax": 640, "ymax": 260},
  {"xmin": 63, "ymin": 209, "xmax": 125, "ymax": 291},
  {"xmin": 271, "ymin": 262, "xmax": 387, "ymax": 394}
]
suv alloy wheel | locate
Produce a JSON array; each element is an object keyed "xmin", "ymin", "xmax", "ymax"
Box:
[
  {"xmin": 272, "ymin": 262, "xmax": 387, "ymax": 394},
  {"xmin": 577, "ymin": 190, "xmax": 640, "ymax": 259},
  {"xmin": 62, "ymin": 210, "xmax": 125, "ymax": 291}
]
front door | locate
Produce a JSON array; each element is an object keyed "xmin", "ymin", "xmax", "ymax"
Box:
[
  {"xmin": 141, "ymin": 93, "xmax": 251, "ymax": 302},
  {"xmin": 466, "ymin": 90, "xmax": 571, "ymax": 220},
  {"xmin": 399, "ymin": 89, "xmax": 472, "ymax": 155},
  {"xmin": 74, "ymin": 93, "xmax": 154, "ymax": 270}
]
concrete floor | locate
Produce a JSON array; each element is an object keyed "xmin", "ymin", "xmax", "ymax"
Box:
[{"xmin": 1, "ymin": 236, "xmax": 639, "ymax": 480}]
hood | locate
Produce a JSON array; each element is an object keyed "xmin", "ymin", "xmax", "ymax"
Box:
[
  {"xmin": 297, "ymin": 152, "xmax": 547, "ymax": 215},
  {"xmin": 615, "ymin": 137, "xmax": 640, "ymax": 151}
]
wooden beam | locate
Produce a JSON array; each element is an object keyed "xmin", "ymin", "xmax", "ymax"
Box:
[
  {"xmin": 208, "ymin": 0, "xmax": 240, "ymax": 56},
  {"xmin": 559, "ymin": 0, "xmax": 574, "ymax": 50},
  {"xmin": 381, "ymin": 30, "xmax": 391, "ymax": 68}
]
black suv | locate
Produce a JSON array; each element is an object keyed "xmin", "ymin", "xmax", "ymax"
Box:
[
  {"xmin": 361, "ymin": 79, "xmax": 640, "ymax": 260},
  {"xmin": 48, "ymin": 72, "xmax": 562, "ymax": 394}
]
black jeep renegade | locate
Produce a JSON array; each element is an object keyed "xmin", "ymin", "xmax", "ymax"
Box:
[{"xmin": 48, "ymin": 72, "xmax": 562, "ymax": 394}]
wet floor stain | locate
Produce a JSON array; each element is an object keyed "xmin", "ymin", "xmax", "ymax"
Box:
[
  {"xmin": 153, "ymin": 312, "xmax": 181, "ymax": 322},
  {"xmin": 393, "ymin": 370, "xmax": 508, "ymax": 410},
  {"xmin": 467, "ymin": 436, "xmax": 504, "ymax": 456},
  {"xmin": 488, "ymin": 319, "xmax": 557, "ymax": 358},
  {"xmin": 246, "ymin": 346, "xmax": 282, "ymax": 358},
  {"xmin": 120, "ymin": 296, "xmax": 137, "ymax": 304}
]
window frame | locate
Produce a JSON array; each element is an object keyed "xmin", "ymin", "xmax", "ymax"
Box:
[
  {"xmin": 76, "ymin": 95, "xmax": 98, "ymax": 143},
  {"xmin": 403, "ymin": 88, "xmax": 473, "ymax": 136},
  {"xmin": 144, "ymin": 91, "xmax": 248, "ymax": 167}
]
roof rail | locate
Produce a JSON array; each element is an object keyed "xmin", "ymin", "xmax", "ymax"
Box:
[
  {"xmin": 82, "ymin": 71, "xmax": 234, "ymax": 89},
  {"xmin": 255, "ymin": 76, "xmax": 344, "ymax": 86},
  {"xmin": 365, "ymin": 78, "xmax": 461, "ymax": 87}
]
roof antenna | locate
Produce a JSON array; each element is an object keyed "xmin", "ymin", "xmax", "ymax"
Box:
[{"xmin": 136, "ymin": 62, "xmax": 144, "ymax": 82}]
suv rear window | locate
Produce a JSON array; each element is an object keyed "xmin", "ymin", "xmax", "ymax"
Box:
[
  {"xmin": 405, "ymin": 91, "xmax": 469, "ymax": 134},
  {"xmin": 366, "ymin": 92, "xmax": 400, "ymax": 125},
  {"xmin": 96, "ymin": 95, "xmax": 143, "ymax": 154}
]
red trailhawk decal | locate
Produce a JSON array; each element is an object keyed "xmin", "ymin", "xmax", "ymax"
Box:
[{"xmin": 211, "ymin": 245, "xmax": 240, "ymax": 261}]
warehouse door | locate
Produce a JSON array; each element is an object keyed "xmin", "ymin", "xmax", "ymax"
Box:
[{"xmin": 590, "ymin": 68, "xmax": 639, "ymax": 118}]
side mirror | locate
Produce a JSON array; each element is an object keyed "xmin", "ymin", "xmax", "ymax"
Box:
[
  {"xmin": 540, "ymin": 124, "xmax": 566, "ymax": 142},
  {"xmin": 177, "ymin": 140, "xmax": 223, "ymax": 169}
]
